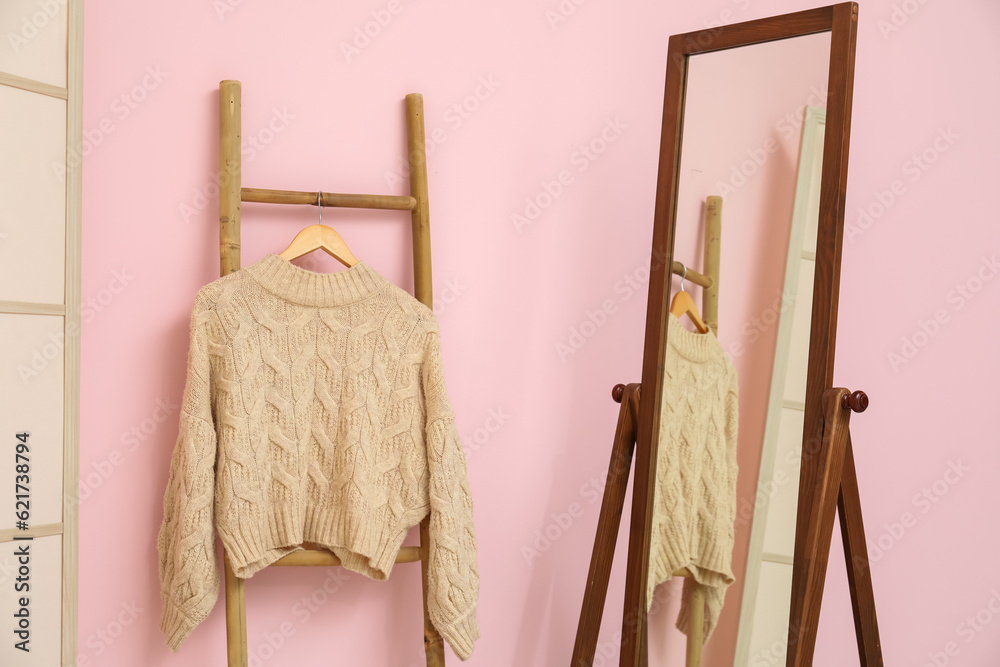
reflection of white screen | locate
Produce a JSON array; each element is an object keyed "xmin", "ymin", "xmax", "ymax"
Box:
[{"xmin": 738, "ymin": 105, "xmax": 826, "ymax": 667}]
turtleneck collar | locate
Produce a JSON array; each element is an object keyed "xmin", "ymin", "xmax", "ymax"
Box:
[
  {"xmin": 666, "ymin": 312, "xmax": 723, "ymax": 362},
  {"xmin": 242, "ymin": 253, "xmax": 390, "ymax": 307}
]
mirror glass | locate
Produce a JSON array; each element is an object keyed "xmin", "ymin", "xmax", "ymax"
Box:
[{"xmin": 647, "ymin": 31, "xmax": 832, "ymax": 666}]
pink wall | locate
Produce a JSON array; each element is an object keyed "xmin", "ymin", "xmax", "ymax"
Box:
[{"xmin": 79, "ymin": 2, "xmax": 1000, "ymax": 666}]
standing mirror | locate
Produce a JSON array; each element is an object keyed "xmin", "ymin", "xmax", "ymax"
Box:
[
  {"xmin": 574, "ymin": 4, "xmax": 883, "ymax": 667},
  {"xmin": 654, "ymin": 24, "xmax": 837, "ymax": 667}
]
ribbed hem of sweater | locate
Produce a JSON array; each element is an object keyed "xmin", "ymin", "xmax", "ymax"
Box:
[
  {"xmin": 651, "ymin": 522, "xmax": 735, "ymax": 593},
  {"xmin": 223, "ymin": 504, "xmax": 428, "ymax": 581},
  {"xmin": 436, "ymin": 606, "xmax": 480, "ymax": 661},
  {"xmin": 160, "ymin": 601, "xmax": 195, "ymax": 652},
  {"xmin": 666, "ymin": 312, "xmax": 719, "ymax": 362},
  {"xmin": 242, "ymin": 253, "xmax": 391, "ymax": 307},
  {"xmin": 648, "ymin": 524, "xmax": 735, "ymax": 641}
]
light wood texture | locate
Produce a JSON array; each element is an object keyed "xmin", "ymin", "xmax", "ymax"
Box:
[
  {"xmin": 702, "ymin": 196, "xmax": 722, "ymax": 335},
  {"xmin": 616, "ymin": 4, "xmax": 871, "ymax": 667},
  {"xmin": 272, "ymin": 546, "xmax": 421, "ymax": 567},
  {"xmin": 669, "ymin": 289, "xmax": 710, "ymax": 334},
  {"xmin": 219, "ymin": 81, "xmax": 247, "ymax": 667},
  {"xmin": 0, "ymin": 299, "xmax": 65, "ymax": 316},
  {"xmin": 670, "ymin": 261, "xmax": 712, "ymax": 288},
  {"xmin": 686, "ymin": 585, "xmax": 706, "ymax": 667},
  {"xmin": 220, "ymin": 80, "xmax": 242, "ymax": 278},
  {"xmin": 406, "ymin": 93, "xmax": 433, "ymax": 307},
  {"xmin": 420, "ymin": 518, "xmax": 446, "ymax": 666},
  {"xmin": 0, "ymin": 522, "xmax": 63, "ymax": 543},
  {"xmin": 0, "ymin": 70, "xmax": 68, "ymax": 99},
  {"xmin": 63, "ymin": 2, "xmax": 83, "ymax": 664},
  {"xmin": 219, "ymin": 81, "xmax": 444, "ymax": 666},
  {"xmin": 406, "ymin": 91, "xmax": 445, "ymax": 664},
  {"xmin": 572, "ymin": 383, "xmax": 641, "ymax": 665},
  {"xmin": 242, "ymin": 188, "xmax": 417, "ymax": 211},
  {"xmin": 224, "ymin": 558, "xmax": 248, "ymax": 667},
  {"xmin": 279, "ymin": 223, "xmax": 359, "ymax": 266}
]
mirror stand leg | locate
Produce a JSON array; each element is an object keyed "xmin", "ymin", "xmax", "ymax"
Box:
[
  {"xmin": 572, "ymin": 383, "xmax": 641, "ymax": 666},
  {"xmin": 838, "ymin": 435, "xmax": 884, "ymax": 666},
  {"xmin": 787, "ymin": 388, "xmax": 853, "ymax": 667}
]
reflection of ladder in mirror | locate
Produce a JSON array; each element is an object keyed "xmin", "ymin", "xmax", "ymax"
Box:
[
  {"xmin": 734, "ymin": 105, "xmax": 825, "ymax": 666},
  {"xmin": 572, "ymin": 197, "xmax": 722, "ymax": 667},
  {"xmin": 217, "ymin": 80, "xmax": 446, "ymax": 667}
]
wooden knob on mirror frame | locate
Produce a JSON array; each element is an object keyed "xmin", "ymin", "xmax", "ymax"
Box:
[
  {"xmin": 612, "ymin": 384, "xmax": 626, "ymax": 403},
  {"xmin": 841, "ymin": 390, "xmax": 869, "ymax": 413}
]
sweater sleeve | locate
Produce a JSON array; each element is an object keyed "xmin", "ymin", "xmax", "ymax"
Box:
[
  {"xmin": 420, "ymin": 322, "xmax": 481, "ymax": 661},
  {"xmin": 157, "ymin": 296, "xmax": 220, "ymax": 651},
  {"xmin": 723, "ymin": 366, "xmax": 740, "ymax": 537},
  {"xmin": 676, "ymin": 361, "xmax": 740, "ymax": 643}
]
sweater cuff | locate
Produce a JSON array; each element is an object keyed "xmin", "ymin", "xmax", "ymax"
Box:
[
  {"xmin": 160, "ymin": 602, "xmax": 195, "ymax": 652},
  {"xmin": 438, "ymin": 607, "xmax": 480, "ymax": 661}
]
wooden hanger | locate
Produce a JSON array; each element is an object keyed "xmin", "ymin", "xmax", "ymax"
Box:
[
  {"xmin": 670, "ymin": 262, "xmax": 710, "ymax": 333},
  {"xmin": 279, "ymin": 192, "xmax": 359, "ymax": 267}
]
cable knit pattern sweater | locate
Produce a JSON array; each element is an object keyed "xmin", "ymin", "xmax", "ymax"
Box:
[
  {"xmin": 156, "ymin": 253, "xmax": 479, "ymax": 659},
  {"xmin": 647, "ymin": 313, "xmax": 739, "ymax": 643}
]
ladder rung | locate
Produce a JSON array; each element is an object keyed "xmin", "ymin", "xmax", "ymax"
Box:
[
  {"xmin": 270, "ymin": 545, "xmax": 422, "ymax": 567},
  {"xmin": 241, "ymin": 187, "xmax": 417, "ymax": 211},
  {"xmin": 669, "ymin": 261, "xmax": 713, "ymax": 288}
]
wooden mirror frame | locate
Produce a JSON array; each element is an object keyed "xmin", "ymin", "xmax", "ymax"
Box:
[{"xmin": 622, "ymin": 4, "xmax": 860, "ymax": 666}]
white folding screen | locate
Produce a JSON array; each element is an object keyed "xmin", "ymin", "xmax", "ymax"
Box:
[{"xmin": 0, "ymin": 1, "xmax": 81, "ymax": 665}]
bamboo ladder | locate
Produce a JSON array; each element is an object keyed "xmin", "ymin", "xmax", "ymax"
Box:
[
  {"xmin": 572, "ymin": 196, "xmax": 722, "ymax": 667},
  {"xmin": 217, "ymin": 80, "xmax": 444, "ymax": 667}
]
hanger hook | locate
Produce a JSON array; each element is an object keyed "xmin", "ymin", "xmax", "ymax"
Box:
[
  {"xmin": 317, "ymin": 191, "xmax": 322, "ymax": 225},
  {"xmin": 678, "ymin": 261, "xmax": 687, "ymax": 292}
]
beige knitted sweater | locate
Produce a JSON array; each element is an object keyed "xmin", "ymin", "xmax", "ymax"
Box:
[
  {"xmin": 647, "ymin": 313, "xmax": 739, "ymax": 643},
  {"xmin": 156, "ymin": 253, "xmax": 479, "ymax": 659}
]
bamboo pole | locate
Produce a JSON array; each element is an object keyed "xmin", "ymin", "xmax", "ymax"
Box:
[
  {"xmin": 703, "ymin": 196, "xmax": 722, "ymax": 335},
  {"xmin": 670, "ymin": 261, "xmax": 713, "ymax": 289},
  {"xmin": 406, "ymin": 93, "xmax": 433, "ymax": 306},
  {"xmin": 220, "ymin": 80, "xmax": 242, "ymax": 277},
  {"xmin": 220, "ymin": 80, "xmax": 247, "ymax": 667},
  {"xmin": 673, "ymin": 196, "xmax": 721, "ymax": 667},
  {"xmin": 242, "ymin": 187, "xmax": 416, "ymax": 211},
  {"xmin": 272, "ymin": 546, "xmax": 421, "ymax": 567},
  {"xmin": 685, "ymin": 585, "xmax": 705, "ymax": 667},
  {"xmin": 224, "ymin": 559, "xmax": 248, "ymax": 667},
  {"xmin": 406, "ymin": 92, "xmax": 445, "ymax": 667}
]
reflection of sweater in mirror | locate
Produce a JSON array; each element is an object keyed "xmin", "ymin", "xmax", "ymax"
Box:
[
  {"xmin": 156, "ymin": 254, "xmax": 479, "ymax": 660},
  {"xmin": 647, "ymin": 313, "xmax": 739, "ymax": 643}
]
